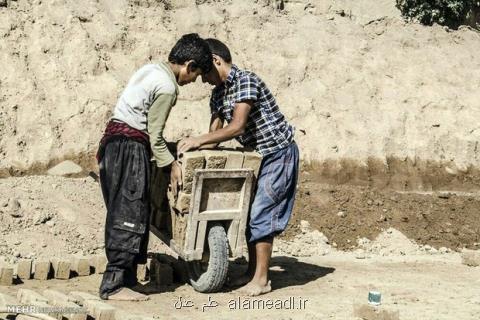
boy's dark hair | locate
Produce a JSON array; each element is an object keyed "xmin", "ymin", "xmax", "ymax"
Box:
[
  {"xmin": 169, "ymin": 33, "xmax": 213, "ymax": 74},
  {"xmin": 205, "ymin": 38, "xmax": 232, "ymax": 63}
]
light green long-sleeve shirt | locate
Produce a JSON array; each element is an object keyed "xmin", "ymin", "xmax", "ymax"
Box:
[
  {"xmin": 147, "ymin": 90, "xmax": 176, "ymax": 167},
  {"xmin": 111, "ymin": 61, "xmax": 179, "ymax": 167}
]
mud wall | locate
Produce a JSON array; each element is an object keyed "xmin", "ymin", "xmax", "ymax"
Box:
[{"xmin": 0, "ymin": 0, "xmax": 479, "ymax": 190}]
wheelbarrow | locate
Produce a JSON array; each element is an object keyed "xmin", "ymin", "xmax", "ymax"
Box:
[{"xmin": 149, "ymin": 162, "xmax": 255, "ymax": 293}]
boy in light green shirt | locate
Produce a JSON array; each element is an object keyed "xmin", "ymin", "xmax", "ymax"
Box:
[{"xmin": 97, "ymin": 34, "xmax": 213, "ymax": 301}]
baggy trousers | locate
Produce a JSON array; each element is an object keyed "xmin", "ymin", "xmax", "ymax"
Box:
[{"xmin": 98, "ymin": 137, "xmax": 151, "ymax": 299}]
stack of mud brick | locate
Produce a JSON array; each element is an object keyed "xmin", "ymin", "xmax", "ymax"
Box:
[
  {"xmin": 1, "ymin": 289, "xmax": 155, "ymax": 320},
  {"xmin": 0, "ymin": 255, "xmax": 107, "ymax": 286},
  {"xmin": 166, "ymin": 149, "xmax": 262, "ymax": 248},
  {"xmin": 134, "ymin": 253, "xmax": 188, "ymax": 287}
]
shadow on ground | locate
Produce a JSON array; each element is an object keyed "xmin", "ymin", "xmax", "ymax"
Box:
[
  {"xmin": 228, "ymin": 256, "xmax": 335, "ymax": 291},
  {"xmin": 269, "ymin": 256, "xmax": 335, "ymax": 290}
]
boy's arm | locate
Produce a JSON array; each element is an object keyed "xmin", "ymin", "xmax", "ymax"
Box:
[
  {"xmin": 148, "ymin": 93, "xmax": 183, "ymax": 196},
  {"xmin": 178, "ymin": 101, "xmax": 252, "ymax": 154},
  {"xmin": 148, "ymin": 94, "xmax": 176, "ymax": 167},
  {"xmin": 198, "ymin": 114, "xmax": 225, "ymax": 150}
]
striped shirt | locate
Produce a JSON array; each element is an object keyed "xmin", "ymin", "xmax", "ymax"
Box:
[{"xmin": 210, "ymin": 64, "xmax": 294, "ymax": 156}]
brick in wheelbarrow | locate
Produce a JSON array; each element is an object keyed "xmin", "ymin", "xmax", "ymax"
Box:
[
  {"xmin": 173, "ymin": 192, "xmax": 191, "ymax": 213},
  {"xmin": 242, "ymin": 151, "xmax": 262, "ymax": 177},
  {"xmin": 203, "ymin": 150, "xmax": 227, "ymax": 169},
  {"xmin": 180, "ymin": 151, "xmax": 206, "ymax": 193},
  {"xmin": 224, "ymin": 150, "xmax": 245, "ymax": 169}
]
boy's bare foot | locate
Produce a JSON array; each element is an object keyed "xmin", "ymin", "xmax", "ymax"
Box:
[
  {"xmin": 227, "ymin": 273, "xmax": 253, "ymax": 287},
  {"xmin": 129, "ymin": 282, "xmax": 163, "ymax": 295},
  {"xmin": 236, "ymin": 280, "xmax": 271, "ymax": 296},
  {"xmin": 107, "ymin": 287, "xmax": 149, "ymax": 301}
]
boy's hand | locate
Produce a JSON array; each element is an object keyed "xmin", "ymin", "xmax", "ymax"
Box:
[
  {"xmin": 170, "ymin": 160, "xmax": 183, "ymax": 198},
  {"xmin": 177, "ymin": 136, "xmax": 202, "ymax": 156}
]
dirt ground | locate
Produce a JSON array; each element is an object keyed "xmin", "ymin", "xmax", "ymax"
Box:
[
  {"xmin": 1, "ymin": 0, "xmax": 479, "ymax": 319},
  {"xmin": 2, "ymin": 252, "xmax": 480, "ymax": 320},
  {"xmin": 1, "ymin": 170, "xmax": 480, "ymax": 319},
  {"xmin": 1, "ymin": 0, "xmax": 480, "ymax": 175},
  {"xmin": 2, "ymin": 166, "xmax": 480, "ymax": 262},
  {"xmin": 284, "ymin": 166, "xmax": 480, "ymax": 251}
]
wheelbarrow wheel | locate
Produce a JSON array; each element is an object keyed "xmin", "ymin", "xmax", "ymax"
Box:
[{"xmin": 187, "ymin": 223, "xmax": 228, "ymax": 293}]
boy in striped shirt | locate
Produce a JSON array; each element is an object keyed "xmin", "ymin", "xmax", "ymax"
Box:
[{"xmin": 178, "ymin": 39, "xmax": 299, "ymax": 296}]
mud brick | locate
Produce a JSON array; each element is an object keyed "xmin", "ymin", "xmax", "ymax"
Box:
[
  {"xmin": 150, "ymin": 164, "xmax": 170, "ymax": 211},
  {"xmin": 136, "ymin": 263, "xmax": 148, "ymax": 282},
  {"xmin": 83, "ymin": 299, "xmax": 115, "ymax": 320},
  {"xmin": 171, "ymin": 211, "xmax": 188, "ymax": 249},
  {"xmin": 17, "ymin": 314, "xmax": 57, "ymax": 320},
  {"xmin": 225, "ymin": 151, "xmax": 245, "ymax": 169},
  {"xmin": 69, "ymin": 291, "xmax": 101, "ymax": 305},
  {"xmin": 17, "ymin": 289, "xmax": 49, "ymax": 304},
  {"xmin": 353, "ymin": 304, "xmax": 400, "ymax": 320},
  {"xmin": 17, "ymin": 314, "xmax": 58, "ymax": 320},
  {"xmin": 43, "ymin": 289, "xmax": 76, "ymax": 303},
  {"xmin": 43, "ymin": 290, "xmax": 87, "ymax": 320},
  {"xmin": 0, "ymin": 292, "xmax": 17, "ymax": 309},
  {"xmin": 180, "ymin": 151, "xmax": 206, "ymax": 193},
  {"xmin": 174, "ymin": 192, "xmax": 191, "ymax": 213},
  {"xmin": 150, "ymin": 258, "xmax": 173, "ymax": 286},
  {"xmin": 51, "ymin": 258, "xmax": 71, "ymax": 280},
  {"xmin": 242, "ymin": 151, "xmax": 262, "ymax": 177},
  {"xmin": 71, "ymin": 256, "xmax": 90, "ymax": 276},
  {"xmin": 15, "ymin": 316, "xmax": 40, "ymax": 320},
  {"xmin": 0, "ymin": 265, "xmax": 13, "ymax": 286},
  {"xmin": 17, "ymin": 289, "xmax": 58, "ymax": 320},
  {"xmin": 166, "ymin": 188, "xmax": 175, "ymax": 209},
  {"xmin": 89, "ymin": 255, "xmax": 107, "ymax": 274},
  {"xmin": 116, "ymin": 313, "xmax": 155, "ymax": 320},
  {"xmin": 203, "ymin": 150, "xmax": 227, "ymax": 169},
  {"xmin": 16, "ymin": 259, "xmax": 32, "ymax": 280},
  {"xmin": 171, "ymin": 259, "xmax": 189, "ymax": 284},
  {"xmin": 461, "ymin": 249, "xmax": 480, "ymax": 267},
  {"xmin": 15, "ymin": 290, "xmax": 57, "ymax": 318},
  {"xmin": 33, "ymin": 259, "xmax": 51, "ymax": 280}
]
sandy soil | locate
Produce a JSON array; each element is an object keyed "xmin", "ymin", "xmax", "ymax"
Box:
[
  {"xmin": 0, "ymin": 0, "xmax": 479, "ymax": 187},
  {"xmin": 285, "ymin": 166, "xmax": 480, "ymax": 250},
  {"xmin": 1, "ymin": 1, "xmax": 480, "ymax": 319},
  {"xmin": 1, "ymin": 173, "xmax": 480, "ymax": 319},
  {"xmin": 2, "ymin": 251, "xmax": 480, "ymax": 320},
  {"xmin": 1, "ymin": 169, "xmax": 480, "ymax": 264}
]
